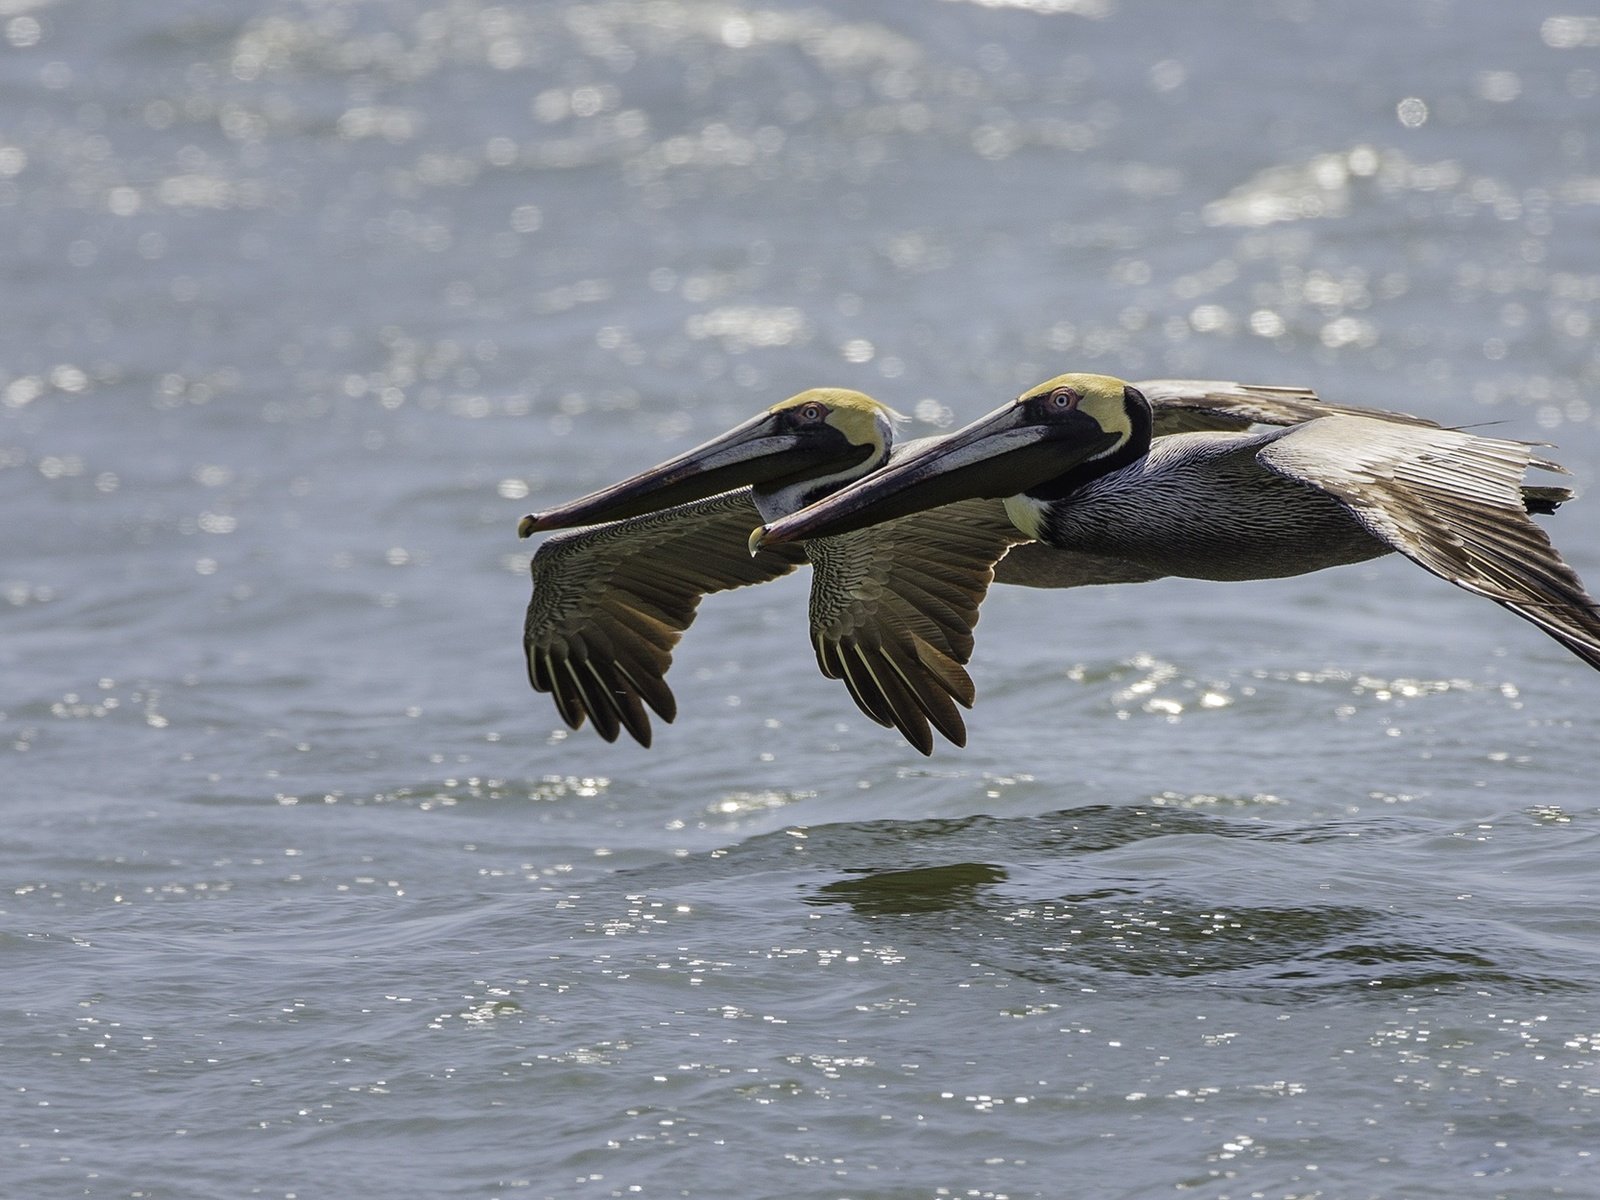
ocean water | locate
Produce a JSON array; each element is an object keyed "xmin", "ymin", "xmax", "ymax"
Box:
[{"xmin": 4, "ymin": 1, "xmax": 1600, "ymax": 1197}]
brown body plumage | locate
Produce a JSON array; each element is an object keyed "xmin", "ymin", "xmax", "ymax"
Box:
[{"xmin": 758, "ymin": 373, "xmax": 1600, "ymax": 689}]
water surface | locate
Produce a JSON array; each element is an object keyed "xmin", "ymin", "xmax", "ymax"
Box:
[{"xmin": 4, "ymin": 1, "xmax": 1600, "ymax": 1196}]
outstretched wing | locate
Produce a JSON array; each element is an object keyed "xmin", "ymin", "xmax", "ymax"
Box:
[
  {"xmin": 524, "ymin": 489, "xmax": 808, "ymax": 746},
  {"xmin": 1256, "ymin": 415, "xmax": 1600, "ymax": 669},
  {"xmin": 806, "ymin": 497, "xmax": 1027, "ymax": 754},
  {"xmin": 1137, "ymin": 379, "xmax": 1439, "ymax": 436}
]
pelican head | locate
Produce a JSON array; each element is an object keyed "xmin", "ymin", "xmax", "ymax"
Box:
[
  {"xmin": 518, "ymin": 388, "xmax": 897, "ymax": 535},
  {"xmin": 755, "ymin": 373, "xmax": 1151, "ymax": 547}
]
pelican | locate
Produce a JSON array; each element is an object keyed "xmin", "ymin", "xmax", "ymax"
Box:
[
  {"xmin": 518, "ymin": 386, "xmax": 1017, "ymax": 753},
  {"xmin": 519, "ymin": 380, "xmax": 1503, "ymax": 751},
  {"xmin": 756, "ymin": 373, "xmax": 1599, "ymax": 690}
]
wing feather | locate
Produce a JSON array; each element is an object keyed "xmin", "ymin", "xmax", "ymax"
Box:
[
  {"xmin": 1137, "ymin": 379, "xmax": 1439, "ymax": 436},
  {"xmin": 849, "ymin": 643, "xmax": 937, "ymax": 755},
  {"xmin": 523, "ymin": 489, "xmax": 808, "ymax": 746},
  {"xmin": 1256, "ymin": 416, "xmax": 1600, "ymax": 670},
  {"xmin": 807, "ymin": 497, "xmax": 1025, "ymax": 753}
]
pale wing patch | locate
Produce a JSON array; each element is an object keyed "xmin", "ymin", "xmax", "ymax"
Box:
[{"xmin": 1256, "ymin": 415, "xmax": 1600, "ymax": 669}]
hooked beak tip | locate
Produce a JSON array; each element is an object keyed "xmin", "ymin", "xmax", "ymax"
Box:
[
  {"xmin": 517, "ymin": 513, "xmax": 540, "ymax": 539},
  {"xmin": 747, "ymin": 525, "xmax": 770, "ymax": 556}
]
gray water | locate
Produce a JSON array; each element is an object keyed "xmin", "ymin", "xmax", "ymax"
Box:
[{"xmin": 4, "ymin": 1, "xmax": 1600, "ymax": 1197}]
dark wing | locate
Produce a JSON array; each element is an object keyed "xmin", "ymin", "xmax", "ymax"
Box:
[
  {"xmin": 992, "ymin": 542, "xmax": 1167, "ymax": 589},
  {"xmin": 524, "ymin": 489, "xmax": 808, "ymax": 746},
  {"xmin": 1257, "ymin": 416, "xmax": 1600, "ymax": 670},
  {"xmin": 1136, "ymin": 379, "xmax": 1440, "ymax": 436},
  {"xmin": 806, "ymin": 498, "xmax": 1026, "ymax": 754}
]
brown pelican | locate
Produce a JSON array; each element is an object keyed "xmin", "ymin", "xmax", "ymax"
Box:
[
  {"xmin": 518, "ymin": 387, "xmax": 1016, "ymax": 753},
  {"xmin": 755, "ymin": 373, "xmax": 1598, "ymax": 687},
  {"xmin": 521, "ymin": 379, "xmax": 1503, "ymax": 751}
]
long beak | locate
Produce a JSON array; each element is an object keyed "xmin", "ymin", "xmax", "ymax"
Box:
[
  {"xmin": 519, "ymin": 412, "xmax": 825, "ymax": 536},
  {"xmin": 754, "ymin": 402, "xmax": 1115, "ymax": 547}
]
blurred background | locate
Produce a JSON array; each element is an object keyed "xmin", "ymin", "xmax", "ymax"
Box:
[{"xmin": 4, "ymin": 2, "xmax": 1600, "ymax": 1197}]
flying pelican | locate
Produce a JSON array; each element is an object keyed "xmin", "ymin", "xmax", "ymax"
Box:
[
  {"xmin": 518, "ymin": 386, "xmax": 1028, "ymax": 753},
  {"xmin": 520, "ymin": 380, "xmax": 1501, "ymax": 751},
  {"xmin": 755, "ymin": 373, "xmax": 1597, "ymax": 692}
]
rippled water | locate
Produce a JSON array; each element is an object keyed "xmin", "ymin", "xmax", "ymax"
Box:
[{"xmin": 5, "ymin": 1, "xmax": 1600, "ymax": 1196}]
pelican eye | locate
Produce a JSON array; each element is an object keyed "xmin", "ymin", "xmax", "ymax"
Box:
[
  {"xmin": 795, "ymin": 401, "xmax": 828, "ymax": 424},
  {"xmin": 1048, "ymin": 387, "xmax": 1080, "ymax": 410}
]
